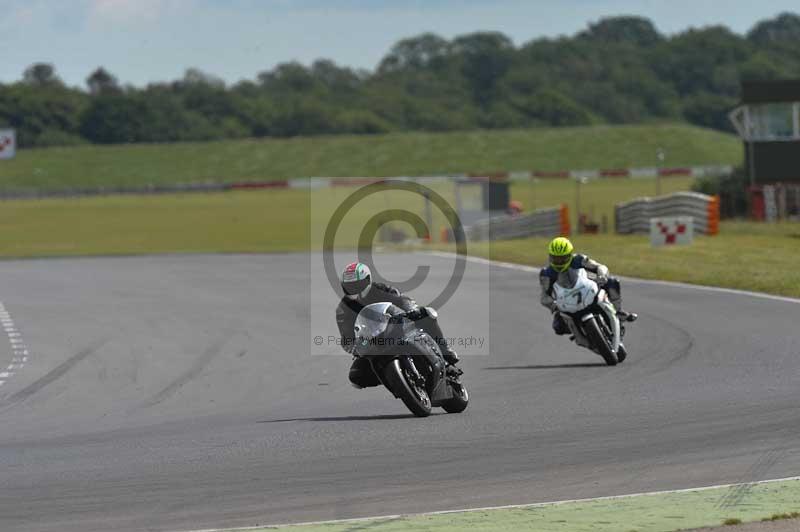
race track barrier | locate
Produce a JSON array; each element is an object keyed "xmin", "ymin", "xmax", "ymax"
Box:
[
  {"xmin": 0, "ymin": 165, "xmax": 732, "ymax": 200},
  {"xmin": 615, "ymin": 192, "xmax": 720, "ymax": 235},
  {"xmin": 465, "ymin": 204, "xmax": 570, "ymax": 241}
]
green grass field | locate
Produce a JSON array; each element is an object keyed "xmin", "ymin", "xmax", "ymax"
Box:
[
  {"xmin": 0, "ymin": 177, "xmax": 691, "ymax": 258},
  {"xmin": 0, "ymin": 191, "xmax": 308, "ymax": 256},
  {"xmin": 0, "ymin": 124, "xmax": 739, "ymax": 192},
  {"xmin": 0, "ymin": 183, "xmax": 796, "ymax": 298}
]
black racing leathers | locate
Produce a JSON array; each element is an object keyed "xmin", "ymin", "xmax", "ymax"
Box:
[{"xmin": 336, "ymin": 283, "xmax": 416, "ymax": 354}]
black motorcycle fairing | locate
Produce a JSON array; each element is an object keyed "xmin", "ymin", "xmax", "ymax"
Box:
[
  {"xmin": 352, "ymin": 301, "xmax": 458, "ymax": 411},
  {"xmin": 363, "ymin": 333, "xmax": 452, "ymax": 405},
  {"xmin": 409, "ymin": 332, "xmax": 450, "ymax": 401}
]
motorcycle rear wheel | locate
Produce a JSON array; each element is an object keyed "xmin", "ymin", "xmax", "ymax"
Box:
[{"xmin": 383, "ymin": 358, "xmax": 432, "ymax": 417}]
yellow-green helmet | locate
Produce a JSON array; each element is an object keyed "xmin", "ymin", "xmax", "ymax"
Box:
[{"xmin": 548, "ymin": 237, "xmax": 574, "ymax": 272}]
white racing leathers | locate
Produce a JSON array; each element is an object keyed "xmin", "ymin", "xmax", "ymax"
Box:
[{"xmin": 540, "ymin": 254, "xmax": 622, "ymax": 313}]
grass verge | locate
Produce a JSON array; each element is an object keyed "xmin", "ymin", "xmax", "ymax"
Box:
[
  {"xmin": 239, "ymin": 478, "xmax": 800, "ymax": 532},
  {"xmin": 0, "ymin": 124, "xmax": 738, "ymax": 192},
  {"xmin": 464, "ymin": 221, "xmax": 800, "ymax": 298}
]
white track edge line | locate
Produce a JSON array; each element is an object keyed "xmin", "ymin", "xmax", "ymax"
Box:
[
  {"xmin": 0, "ymin": 302, "xmax": 27, "ymax": 389},
  {"xmin": 421, "ymin": 250, "xmax": 800, "ymax": 305},
  {"xmin": 175, "ymin": 475, "xmax": 800, "ymax": 532}
]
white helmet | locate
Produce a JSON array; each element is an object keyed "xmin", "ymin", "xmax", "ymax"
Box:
[{"xmin": 341, "ymin": 262, "xmax": 371, "ymax": 299}]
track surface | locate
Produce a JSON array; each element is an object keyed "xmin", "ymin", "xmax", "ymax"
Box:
[{"xmin": 0, "ymin": 253, "xmax": 798, "ymax": 532}]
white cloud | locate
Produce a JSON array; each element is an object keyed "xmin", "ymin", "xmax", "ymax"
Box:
[
  {"xmin": 11, "ymin": 6, "xmax": 37, "ymax": 24},
  {"xmin": 0, "ymin": 1, "xmax": 49, "ymax": 30},
  {"xmin": 86, "ymin": 0, "xmax": 188, "ymax": 26}
]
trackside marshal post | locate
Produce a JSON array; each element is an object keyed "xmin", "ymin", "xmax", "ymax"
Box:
[{"xmin": 0, "ymin": 130, "xmax": 16, "ymax": 160}]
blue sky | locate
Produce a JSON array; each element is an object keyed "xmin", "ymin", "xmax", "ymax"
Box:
[{"xmin": 1, "ymin": 0, "xmax": 798, "ymax": 88}]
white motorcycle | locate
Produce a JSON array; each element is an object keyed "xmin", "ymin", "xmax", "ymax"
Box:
[{"xmin": 552, "ymin": 268, "xmax": 628, "ymax": 366}]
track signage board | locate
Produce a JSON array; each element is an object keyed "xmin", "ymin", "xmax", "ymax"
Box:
[
  {"xmin": 0, "ymin": 130, "xmax": 16, "ymax": 160},
  {"xmin": 650, "ymin": 216, "xmax": 694, "ymax": 247}
]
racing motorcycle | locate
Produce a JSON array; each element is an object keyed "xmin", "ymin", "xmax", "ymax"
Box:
[
  {"xmin": 552, "ymin": 268, "xmax": 628, "ymax": 366},
  {"xmin": 353, "ymin": 302, "xmax": 468, "ymax": 417}
]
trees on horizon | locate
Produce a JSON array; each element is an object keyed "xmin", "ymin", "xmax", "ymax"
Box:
[{"xmin": 2, "ymin": 12, "xmax": 800, "ymax": 148}]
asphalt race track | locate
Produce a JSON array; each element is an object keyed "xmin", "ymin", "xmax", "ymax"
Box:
[{"xmin": 0, "ymin": 253, "xmax": 798, "ymax": 532}]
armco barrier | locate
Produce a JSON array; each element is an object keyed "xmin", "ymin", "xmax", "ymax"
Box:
[
  {"xmin": 465, "ymin": 204, "xmax": 570, "ymax": 241},
  {"xmin": 615, "ymin": 192, "xmax": 720, "ymax": 235},
  {"xmin": 230, "ymin": 180, "xmax": 288, "ymax": 190},
  {"xmin": 0, "ymin": 165, "xmax": 732, "ymax": 200},
  {"xmin": 0, "ymin": 182, "xmax": 230, "ymax": 200}
]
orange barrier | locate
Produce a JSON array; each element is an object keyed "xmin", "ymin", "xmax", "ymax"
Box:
[
  {"xmin": 707, "ymin": 195, "xmax": 720, "ymax": 236},
  {"xmin": 559, "ymin": 204, "xmax": 571, "ymax": 236}
]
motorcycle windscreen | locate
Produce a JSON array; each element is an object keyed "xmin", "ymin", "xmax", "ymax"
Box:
[
  {"xmin": 555, "ymin": 268, "xmax": 580, "ymax": 288},
  {"xmin": 354, "ymin": 302, "xmax": 394, "ymax": 340}
]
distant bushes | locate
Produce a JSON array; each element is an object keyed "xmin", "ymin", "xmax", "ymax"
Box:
[{"xmin": 693, "ymin": 167, "xmax": 750, "ymax": 218}]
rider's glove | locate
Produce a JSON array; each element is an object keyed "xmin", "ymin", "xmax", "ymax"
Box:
[
  {"xmin": 596, "ymin": 265, "xmax": 609, "ymax": 284},
  {"xmin": 403, "ymin": 307, "xmax": 429, "ymax": 321}
]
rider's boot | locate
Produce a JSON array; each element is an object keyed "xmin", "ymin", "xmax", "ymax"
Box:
[
  {"xmin": 437, "ymin": 338, "xmax": 462, "ymax": 378},
  {"xmin": 606, "ymin": 281, "xmax": 637, "ymax": 322},
  {"xmin": 419, "ymin": 312, "xmax": 459, "ymax": 366},
  {"xmin": 446, "ymin": 364, "xmax": 463, "ymax": 379},
  {"xmin": 439, "ymin": 342, "xmax": 459, "ymax": 366}
]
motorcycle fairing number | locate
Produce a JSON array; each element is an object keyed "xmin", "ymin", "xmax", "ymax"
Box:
[{"xmin": 553, "ymin": 269, "xmax": 599, "ymax": 313}]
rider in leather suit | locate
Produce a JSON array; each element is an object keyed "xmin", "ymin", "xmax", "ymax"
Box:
[
  {"xmin": 336, "ymin": 262, "xmax": 460, "ymax": 388},
  {"xmin": 540, "ymin": 237, "xmax": 637, "ymax": 336}
]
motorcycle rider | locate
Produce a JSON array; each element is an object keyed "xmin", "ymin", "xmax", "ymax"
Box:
[
  {"xmin": 335, "ymin": 262, "xmax": 460, "ymax": 389},
  {"xmin": 540, "ymin": 237, "xmax": 637, "ymax": 336}
]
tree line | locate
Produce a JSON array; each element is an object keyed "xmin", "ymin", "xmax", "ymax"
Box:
[{"xmin": 2, "ymin": 13, "xmax": 800, "ymax": 148}]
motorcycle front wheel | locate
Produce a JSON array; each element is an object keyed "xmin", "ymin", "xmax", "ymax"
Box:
[
  {"xmin": 584, "ymin": 316, "xmax": 618, "ymax": 366},
  {"xmin": 383, "ymin": 357, "xmax": 432, "ymax": 417},
  {"xmin": 441, "ymin": 379, "xmax": 469, "ymax": 414},
  {"xmin": 616, "ymin": 342, "xmax": 628, "ymax": 363}
]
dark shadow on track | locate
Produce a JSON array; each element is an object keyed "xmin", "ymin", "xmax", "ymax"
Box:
[
  {"xmin": 259, "ymin": 413, "xmax": 443, "ymax": 423},
  {"xmin": 483, "ymin": 363, "xmax": 607, "ymax": 370}
]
